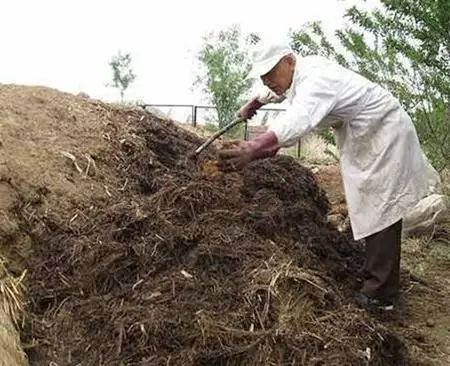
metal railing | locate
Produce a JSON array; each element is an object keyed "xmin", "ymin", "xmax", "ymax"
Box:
[
  {"xmin": 139, "ymin": 103, "xmax": 301, "ymax": 157},
  {"xmin": 140, "ymin": 103, "xmax": 286, "ymax": 126}
]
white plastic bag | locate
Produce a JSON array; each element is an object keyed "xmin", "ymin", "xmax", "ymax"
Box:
[
  {"xmin": 403, "ymin": 156, "xmax": 448, "ymax": 237},
  {"xmin": 403, "ymin": 194, "xmax": 449, "ymax": 237}
]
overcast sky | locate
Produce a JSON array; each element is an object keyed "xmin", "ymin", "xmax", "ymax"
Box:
[{"xmin": 0, "ymin": 0, "xmax": 377, "ymax": 108}]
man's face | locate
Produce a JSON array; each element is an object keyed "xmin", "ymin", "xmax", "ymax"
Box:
[{"xmin": 261, "ymin": 55, "xmax": 295, "ymax": 95}]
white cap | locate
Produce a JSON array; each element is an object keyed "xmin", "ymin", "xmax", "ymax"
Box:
[{"xmin": 247, "ymin": 42, "xmax": 294, "ymax": 79}]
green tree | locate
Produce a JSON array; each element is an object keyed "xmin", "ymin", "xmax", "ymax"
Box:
[
  {"xmin": 109, "ymin": 51, "xmax": 136, "ymax": 102},
  {"xmin": 290, "ymin": 0, "xmax": 450, "ymax": 170},
  {"xmin": 195, "ymin": 25, "xmax": 259, "ymax": 129}
]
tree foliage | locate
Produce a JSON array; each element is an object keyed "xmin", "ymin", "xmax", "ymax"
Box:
[
  {"xmin": 109, "ymin": 51, "xmax": 136, "ymax": 102},
  {"xmin": 196, "ymin": 25, "xmax": 259, "ymax": 128}
]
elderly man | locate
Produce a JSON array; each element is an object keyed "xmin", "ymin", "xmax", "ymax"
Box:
[{"xmin": 219, "ymin": 43, "xmax": 432, "ymax": 311}]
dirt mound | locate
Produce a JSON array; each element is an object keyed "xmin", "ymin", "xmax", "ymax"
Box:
[{"xmin": 0, "ymin": 85, "xmax": 407, "ymax": 365}]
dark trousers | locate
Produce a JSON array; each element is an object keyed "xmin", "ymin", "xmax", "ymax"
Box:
[{"xmin": 361, "ymin": 220, "xmax": 402, "ymax": 300}]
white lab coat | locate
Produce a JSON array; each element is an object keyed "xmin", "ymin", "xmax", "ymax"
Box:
[{"xmin": 258, "ymin": 55, "xmax": 432, "ymax": 240}]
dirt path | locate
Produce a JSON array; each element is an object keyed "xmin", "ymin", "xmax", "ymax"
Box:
[{"xmin": 394, "ymin": 236, "xmax": 450, "ymax": 365}]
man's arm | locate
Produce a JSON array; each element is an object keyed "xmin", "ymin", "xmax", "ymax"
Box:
[
  {"xmin": 256, "ymin": 87, "xmax": 286, "ymax": 105},
  {"xmin": 220, "ymin": 72, "xmax": 339, "ymax": 171},
  {"xmin": 240, "ymin": 87, "xmax": 286, "ymax": 119}
]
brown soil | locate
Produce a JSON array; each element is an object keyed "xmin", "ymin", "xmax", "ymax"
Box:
[
  {"xmin": 0, "ymin": 85, "xmax": 412, "ymax": 365},
  {"xmin": 312, "ymin": 165, "xmax": 347, "ymax": 216}
]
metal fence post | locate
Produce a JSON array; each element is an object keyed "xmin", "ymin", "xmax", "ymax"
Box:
[
  {"xmin": 192, "ymin": 106, "xmax": 197, "ymax": 127},
  {"xmin": 297, "ymin": 139, "xmax": 301, "ymax": 158}
]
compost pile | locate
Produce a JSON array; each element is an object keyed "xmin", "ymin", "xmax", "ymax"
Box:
[{"xmin": 0, "ymin": 85, "xmax": 406, "ymax": 365}]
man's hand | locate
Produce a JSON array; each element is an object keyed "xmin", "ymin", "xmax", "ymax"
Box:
[
  {"xmin": 218, "ymin": 142, "xmax": 254, "ymax": 171},
  {"xmin": 239, "ymin": 98, "xmax": 264, "ymax": 120},
  {"xmin": 218, "ymin": 131, "xmax": 280, "ymax": 171}
]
